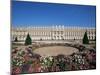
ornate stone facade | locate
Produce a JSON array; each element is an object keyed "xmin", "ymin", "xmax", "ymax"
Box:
[{"xmin": 11, "ymin": 25, "xmax": 96, "ymax": 42}]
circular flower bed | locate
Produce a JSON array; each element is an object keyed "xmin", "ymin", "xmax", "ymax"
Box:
[{"xmin": 11, "ymin": 44, "xmax": 96, "ymax": 74}]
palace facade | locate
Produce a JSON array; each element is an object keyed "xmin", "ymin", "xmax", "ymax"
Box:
[{"xmin": 11, "ymin": 25, "xmax": 96, "ymax": 42}]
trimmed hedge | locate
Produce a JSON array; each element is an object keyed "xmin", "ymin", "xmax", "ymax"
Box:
[{"xmin": 25, "ymin": 33, "xmax": 32, "ymax": 45}]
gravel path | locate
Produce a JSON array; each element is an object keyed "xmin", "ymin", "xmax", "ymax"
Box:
[{"xmin": 33, "ymin": 46, "xmax": 79, "ymax": 57}]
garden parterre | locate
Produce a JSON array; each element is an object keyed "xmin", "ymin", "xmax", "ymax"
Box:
[{"xmin": 11, "ymin": 44, "xmax": 96, "ymax": 75}]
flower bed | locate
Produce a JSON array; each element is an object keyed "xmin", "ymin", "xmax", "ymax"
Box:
[{"xmin": 11, "ymin": 44, "xmax": 96, "ymax": 74}]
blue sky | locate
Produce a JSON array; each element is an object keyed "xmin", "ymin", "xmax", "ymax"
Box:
[{"xmin": 12, "ymin": 1, "xmax": 96, "ymax": 27}]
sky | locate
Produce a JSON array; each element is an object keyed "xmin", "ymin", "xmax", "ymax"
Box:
[{"xmin": 12, "ymin": 1, "xmax": 96, "ymax": 27}]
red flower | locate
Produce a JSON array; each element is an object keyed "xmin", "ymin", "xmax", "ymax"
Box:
[
  {"xmin": 33, "ymin": 64, "xmax": 41, "ymax": 72},
  {"xmin": 13, "ymin": 67, "xmax": 21, "ymax": 74}
]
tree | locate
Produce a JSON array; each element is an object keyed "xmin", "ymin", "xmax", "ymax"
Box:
[
  {"xmin": 94, "ymin": 36, "xmax": 96, "ymax": 41},
  {"xmin": 74, "ymin": 38, "xmax": 75, "ymax": 40},
  {"xmin": 83, "ymin": 31, "xmax": 89, "ymax": 44},
  {"xmin": 25, "ymin": 33, "xmax": 32, "ymax": 45},
  {"xmin": 14, "ymin": 37, "xmax": 18, "ymax": 42}
]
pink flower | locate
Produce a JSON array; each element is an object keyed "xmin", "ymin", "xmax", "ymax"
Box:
[{"xmin": 28, "ymin": 65, "xmax": 34, "ymax": 73}]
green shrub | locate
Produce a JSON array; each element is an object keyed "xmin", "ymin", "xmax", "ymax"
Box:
[
  {"xmin": 14, "ymin": 37, "xmax": 18, "ymax": 42},
  {"xmin": 25, "ymin": 33, "xmax": 32, "ymax": 45},
  {"xmin": 83, "ymin": 31, "xmax": 89, "ymax": 44}
]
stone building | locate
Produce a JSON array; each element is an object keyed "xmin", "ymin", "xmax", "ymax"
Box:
[{"xmin": 11, "ymin": 25, "xmax": 96, "ymax": 43}]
